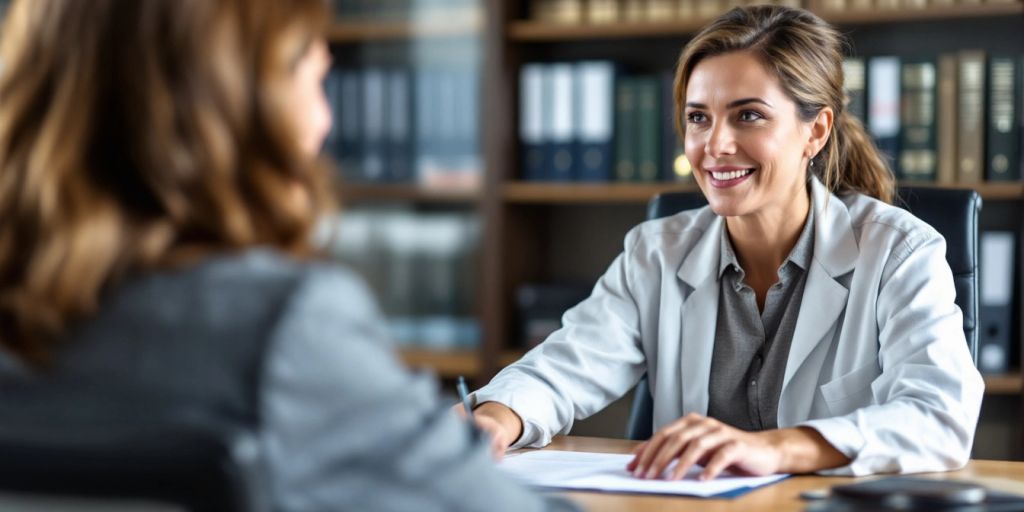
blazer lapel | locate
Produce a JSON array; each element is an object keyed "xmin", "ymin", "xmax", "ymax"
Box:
[
  {"xmin": 676, "ymin": 213, "xmax": 723, "ymax": 416},
  {"xmin": 781, "ymin": 179, "xmax": 859, "ymax": 393}
]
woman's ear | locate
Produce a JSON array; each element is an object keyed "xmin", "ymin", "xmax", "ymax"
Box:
[{"xmin": 806, "ymin": 107, "xmax": 834, "ymax": 158}]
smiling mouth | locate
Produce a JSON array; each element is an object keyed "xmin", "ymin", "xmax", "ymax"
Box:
[{"xmin": 709, "ymin": 169, "xmax": 755, "ymax": 181}]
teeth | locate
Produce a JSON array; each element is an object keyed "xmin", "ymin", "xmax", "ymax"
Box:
[{"xmin": 711, "ymin": 169, "xmax": 753, "ymax": 181}]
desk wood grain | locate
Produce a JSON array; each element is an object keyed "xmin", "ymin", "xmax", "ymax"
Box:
[{"xmin": 531, "ymin": 436, "xmax": 1024, "ymax": 512}]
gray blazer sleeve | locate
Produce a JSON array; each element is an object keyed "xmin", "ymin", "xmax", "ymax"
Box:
[{"xmin": 259, "ymin": 266, "xmax": 577, "ymax": 512}]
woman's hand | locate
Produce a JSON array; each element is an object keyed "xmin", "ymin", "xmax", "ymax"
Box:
[
  {"xmin": 626, "ymin": 413, "xmax": 784, "ymax": 481},
  {"xmin": 626, "ymin": 413, "xmax": 849, "ymax": 480},
  {"xmin": 452, "ymin": 401, "xmax": 524, "ymax": 459}
]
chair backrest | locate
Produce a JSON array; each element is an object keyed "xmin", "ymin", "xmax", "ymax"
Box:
[
  {"xmin": 626, "ymin": 186, "xmax": 982, "ymax": 441},
  {"xmin": 0, "ymin": 420, "xmax": 266, "ymax": 512}
]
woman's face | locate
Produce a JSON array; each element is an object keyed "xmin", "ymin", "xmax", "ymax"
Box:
[
  {"xmin": 287, "ymin": 39, "xmax": 333, "ymax": 159},
  {"xmin": 683, "ymin": 51, "xmax": 823, "ymax": 220}
]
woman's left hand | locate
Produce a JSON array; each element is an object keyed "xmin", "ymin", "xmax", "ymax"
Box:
[{"xmin": 626, "ymin": 412, "xmax": 784, "ymax": 481}]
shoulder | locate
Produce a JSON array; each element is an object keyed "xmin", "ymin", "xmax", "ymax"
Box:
[{"xmin": 839, "ymin": 192, "xmax": 942, "ymax": 263}]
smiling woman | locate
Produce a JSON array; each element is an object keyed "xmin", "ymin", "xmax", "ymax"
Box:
[{"xmin": 467, "ymin": 4, "xmax": 983, "ymax": 482}]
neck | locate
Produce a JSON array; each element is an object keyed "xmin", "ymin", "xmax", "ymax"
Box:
[{"xmin": 725, "ymin": 189, "xmax": 811, "ymax": 282}]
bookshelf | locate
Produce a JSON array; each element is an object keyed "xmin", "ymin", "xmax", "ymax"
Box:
[{"xmin": 338, "ymin": 183, "xmax": 482, "ymax": 204}]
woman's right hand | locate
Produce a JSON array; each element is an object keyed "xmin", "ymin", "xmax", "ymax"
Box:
[{"xmin": 452, "ymin": 401, "xmax": 523, "ymax": 459}]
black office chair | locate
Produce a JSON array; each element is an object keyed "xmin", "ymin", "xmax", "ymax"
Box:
[
  {"xmin": 625, "ymin": 186, "xmax": 982, "ymax": 441},
  {"xmin": 0, "ymin": 419, "xmax": 267, "ymax": 511}
]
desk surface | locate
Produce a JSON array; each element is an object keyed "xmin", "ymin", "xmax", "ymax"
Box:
[{"xmin": 533, "ymin": 436, "xmax": 1024, "ymax": 512}]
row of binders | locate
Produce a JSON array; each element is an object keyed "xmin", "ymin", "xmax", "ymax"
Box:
[
  {"xmin": 518, "ymin": 52, "xmax": 1024, "ymax": 184},
  {"xmin": 322, "ymin": 209, "xmax": 481, "ymax": 349},
  {"xmin": 849, "ymin": 52, "xmax": 1024, "ymax": 183},
  {"xmin": 324, "ymin": 65, "xmax": 483, "ymax": 190},
  {"xmin": 519, "ymin": 61, "xmax": 692, "ymax": 183}
]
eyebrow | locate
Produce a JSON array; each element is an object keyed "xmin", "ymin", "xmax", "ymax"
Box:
[{"xmin": 685, "ymin": 98, "xmax": 774, "ymax": 109}]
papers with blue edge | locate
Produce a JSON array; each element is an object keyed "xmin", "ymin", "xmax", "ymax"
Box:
[{"xmin": 500, "ymin": 450, "xmax": 788, "ymax": 498}]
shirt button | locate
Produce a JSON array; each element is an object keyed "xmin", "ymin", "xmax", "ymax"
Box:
[{"xmin": 750, "ymin": 380, "xmax": 757, "ymax": 386}]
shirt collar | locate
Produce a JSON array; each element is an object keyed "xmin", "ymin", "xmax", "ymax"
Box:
[{"xmin": 718, "ymin": 204, "xmax": 816, "ymax": 280}]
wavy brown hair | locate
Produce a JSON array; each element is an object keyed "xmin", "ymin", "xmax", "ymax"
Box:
[
  {"xmin": 0, "ymin": 0, "xmax": 333, "ymax": 365},
  {"xmin": 673, "ymin": 5, "xmax": 895, "ymax": 203}
]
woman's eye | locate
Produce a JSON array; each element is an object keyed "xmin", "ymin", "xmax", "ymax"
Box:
[
  {"xmin": 686, "ymin": 112, "xmax": 707, "ymax": 123},
  {"xmin": 739, "ymin": 110, "xmax": 763, "ymax": 122}
]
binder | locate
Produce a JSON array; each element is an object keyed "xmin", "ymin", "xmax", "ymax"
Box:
[
  {"xmin": 520, "ymin": 63, "xmax": 547, "ymax": 181},
  {"xmin": 986, "ymin": 57, "xmax": 1020, "ymax": 181},
  {"xmin": 867, "ymin": 56, "xmax": 901, "ymax": 177},
  {"xmin": 574, "ymin": 61, "xmax": 615, "ymax": 182},
  {"xmin": 546, "ymin": 63, "xmax": 576, "ymax": 181},
  {"xmin": 360, "ymin": 68, "xmax": 387, "ymax": 182},
  {"xmin": 386, "ymin": 68, "xmax": 413, "ymax": 183},
  {"xmin": 978, "ymin": 231, "xmax": 1015, "ymax": 374},
  {"xmin": 898, "ymin": 60, "xmax": 937, "ymax": 182},
  {"xmin": 338, "ymin": 69, "xmax": 363, "ymax": 182}
]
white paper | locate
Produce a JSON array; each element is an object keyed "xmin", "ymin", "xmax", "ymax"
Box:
[{"xmin": 500, "ymin": 450, "xmax": 788, "ymax": 498}]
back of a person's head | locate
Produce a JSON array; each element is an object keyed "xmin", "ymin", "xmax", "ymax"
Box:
[{"xmin": 0, "ymin": 0, "xmax": 333, "ymax": 366}]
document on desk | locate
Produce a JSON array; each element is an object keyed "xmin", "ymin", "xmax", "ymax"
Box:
[{"xmin": 500, "ymin": 450, "xmax": 788, "ymax": 498}]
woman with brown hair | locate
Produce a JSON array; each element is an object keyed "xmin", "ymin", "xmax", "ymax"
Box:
[
  {"xmin": 469, "ymin": 5, "xmax": 982, "ymax": 479},
  {"xmin": 0, "ymin": 0, "xmax": 576, "ymax": 510}
]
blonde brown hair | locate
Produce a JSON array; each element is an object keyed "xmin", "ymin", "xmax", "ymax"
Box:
[
  {"xmin": 0, "ymin": 0, "xmax": 333, "ymax": 365},
  {"xmin": 673, "ymin": 5, "xmax": 894, "ymax": 203}
]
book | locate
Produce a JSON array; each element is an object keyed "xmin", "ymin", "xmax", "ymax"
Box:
[
  {"xmin": 937, "ymin": 54, "xmax": 959, "ymax": 184},
  {"xmin": 615, "ymin": 77, "xmax": 638, "ymax": 182},
  {"xmin": 587, "ymin": 0, "xmax": 620, "ymax": 23},
  {"xmin": 635, "ymin": 76, "xmax": 662, "ymax": 182},
  {"xmin": 899, "ymin": 60, "xmax": 937, "ymax": 182},
  {"xmin": 957, "ymin": 50, "xmax": 986, "ymax": 184},
  {"xmin": 624, "ymin": 0, "xmax": 647, "ymax": 22},
  {"xmin": 661, "ymin": 71, "xmax": 693, "ymax": 183},
  {"xmin": 360, "ymin": 68, "xmax": 387, "ymax": 182},
  {"xmin": 549, "ymin": 0, "xmax": 584, "ymax": 24},
  {"xmin": 386, "ymin": 69, "xmax": 414, "ymax": 182},
  {"xmin": 986, "ymin": 56, "xmax": 1020, "ymax": 181},
  {"xmin": 842, "ymin": 58, "xmax": 867, "ymax": 125}
]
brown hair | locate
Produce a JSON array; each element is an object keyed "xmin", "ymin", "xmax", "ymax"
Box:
[
  {"xmin": 673, "ymin": 5, "xmax": 894, "ymax": 203},
  {"xmin": 0, "ymin": 0, "xmax": 333, "ymax": 365}
]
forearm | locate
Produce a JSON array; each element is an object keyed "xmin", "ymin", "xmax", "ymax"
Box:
[{"xmin": 764, "ymin": 427, "xmax": 850, "ymax": 474}]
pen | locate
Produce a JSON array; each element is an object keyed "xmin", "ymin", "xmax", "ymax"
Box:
[{"xmin": 457, "ymin": 375, "xmax": 474, "ymax": 420}]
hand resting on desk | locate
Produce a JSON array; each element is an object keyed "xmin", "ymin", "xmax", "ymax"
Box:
[{"xmin": 627, "ymin": 412, "xmax": 850, "ymax": 481}]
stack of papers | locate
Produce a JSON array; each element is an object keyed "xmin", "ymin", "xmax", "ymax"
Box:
[{"xmin": 500, "ymin": 450, "xmax": 788, "ymax": 498}]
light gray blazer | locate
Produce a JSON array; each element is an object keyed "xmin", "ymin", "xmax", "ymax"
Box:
[
  {"xmin": 473, "ymin": 177, "xmax": 984, "ymax": 476},
  {"xmin": 0, "ymin": 251, "xmax": 576, "ymax": 512}
]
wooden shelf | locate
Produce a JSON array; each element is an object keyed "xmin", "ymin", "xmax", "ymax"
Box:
[
  {"xmin": 503, "ymin": 182, "xmax": 700, "ymax": 203},
  {"xmin": 338, "ymin": 183, "xmax": 481, "ymax": 204},
  {"xmin": 508, "ymin": 4, "xmax": 1023, "ymax": 41},
  {"xmin": 328, "ymin": 16, "xmax": 482, "ymax": 43},
  {"xmin": 984, "ymin": 373, "xmax": 1023, "ymax": 395},
  {"xmin": 399, "ymin": 348, "xmax": 480, "ymax": 378},
  {"xmin": 502, "ymin": 181, "xmax": 1024, "ymax": 204}
]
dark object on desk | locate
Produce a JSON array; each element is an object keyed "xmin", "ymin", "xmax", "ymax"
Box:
[
  {"xmin": 805, "ymin": 476, "xmax": 1024, "ymax": 511},
  {"xmin": 626, "ymin": 186, "xmax": 982, "ymax": 441},
  {"xmin": 0, "ymin": 420, "xmax": 264, "ymax": 512}
]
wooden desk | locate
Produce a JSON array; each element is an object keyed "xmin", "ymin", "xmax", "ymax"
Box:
[{"xmin": 533, "ymin": 436, "xmax": 1024, "ymax": 512}]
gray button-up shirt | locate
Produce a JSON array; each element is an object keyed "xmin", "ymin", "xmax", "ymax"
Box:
[{"xmin": 707, "ymin": 210, "xmax": 814, "ymax": 432}]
